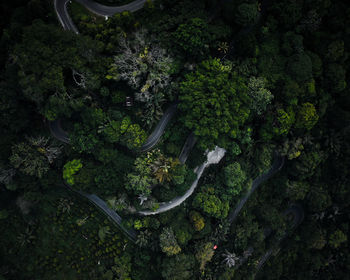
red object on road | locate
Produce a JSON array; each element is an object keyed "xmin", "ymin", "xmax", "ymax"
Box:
[{"xmin": 213, "ymin": 245, "xmax": 218, "ymax": 250}]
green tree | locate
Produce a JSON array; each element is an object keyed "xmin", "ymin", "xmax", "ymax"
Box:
[
  {"xmin": 125, "ymin": 151, "xmax": 172, "ymax": 195},
  {"xmin": 235, "ymin": 2, "xmax": 259, "ymax": 27},
  {"xmin": 261, "ymin": 107, "xmax": 295, "ymax": 138},
  {"xmin": 103, "ymin": 120, "xmax": 122, "ymax": 143},
  {"xmin": 224, "ymin": 162, "xmax": 246, "ymax": 196},
  {"xmin": 0, "ymin": 210, "xmax": 9, "ymax": 220},
  {"xmin": 292, "ymin": 150, "xmax": 323, "ymax": 179},
  {"xmin": 295, "ymin": 102, "xmax": 319, "ymax": 130},
  {"xmin": 247, "ymin": 77, "xmax": 273, "ymax": 115},
  {"xmin": 179, "ymin": 58, "xmax": 251, "ymax": 149},
  {"xmin": 195, "ymin": 242, "xmax": 214, "ymax": 271},
  {"xmin": 282, "ymin": 32, "xmax": 304, "ymax": 56},
  {"xmin": 161, "ymin": 254, "xmax": 195, "ymax": 280},
  {"xmin": 13, "ymin": 20, "xmax": 103, "ymax": 113},
  {"xmin": 270, "ymin": 0, "xmax": 302, "ymax": 29},
  {"xmin": 287, "ymin": 53, "xmax": 313, "ymax": 82},
  {"xmin": 63, "ymin": 159, "xmax": 83, "ymax": 186},
  {"xmin": 286, "ymin": 180, "xmax": 310, "ymax": 200},
  {"xmin": 189, "ymin": 211, "xmax": 205, "ymax": 231},
  {"xmin": 329, "ymin": 229, "xmax": 347, "ymax": 249},
  {"xmin": 193, "ymin": 186, "xmax": 229, "ymax": 218},
  {"xmin": 174, "ymin": 18, "xmax": 211, "ymax": 59},
  {"xmin": 307, "ymin": 51, "xmax": 323, "ymax": 77},
  {"xmin": 325, "ymin": 63, "xmax": 346, "ymax": 93},
  {"xmin": 159, "ymin": 227, "xmax": 181, "ymax": 256},
  {"xmin": 326, "ymin": 40, "xmax": 345, "ymax": 62},
  {"xmin": 10, "ymin": 137, "xmax": 61, "ymax": 178}
]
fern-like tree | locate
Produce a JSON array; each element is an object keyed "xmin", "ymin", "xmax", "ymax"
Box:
[
  {"xmin": 57, "ymin": 198, "xmax": 74, "ymax": 214},
  {"xmin": 136, "ymin": 230, "xmax": 152, "ymax": 248},
  {"xmin": 10, "ymin": 136, "xmax": 61, "ymax": 178},
  {"xmin": 222, "ymin": 250, "xmax": 239, "ymax": 268}
]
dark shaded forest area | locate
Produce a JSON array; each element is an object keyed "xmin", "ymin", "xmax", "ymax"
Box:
[{"xmin": 0, "ymin": 0, "xmax": 349, "ymax": 279}]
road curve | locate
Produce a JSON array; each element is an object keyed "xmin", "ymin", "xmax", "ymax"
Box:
[
  {"xmin": 49, "ymin": 102, "xmax": 178, "ymax": 151},
  {"xmin": 81, "ymin": 193, "xmax": 137, "ymax": 242},
  {"xmin": 138, "ymin": 164, "xmax": 206, "ymax": 216},
  {"xmin": 49, "ymin": 119, "xmax": 70, "ymax": 144},
  {"xmin": 54, "ymin": 0, "xmax": 79, "ymax": 33},
  {"xmin": 75, "ymin": 0, "xmax": 147, "ymax": 16},
  {"xmin": 138, "ymin": 146, "xmax": 226, "ymax": 216},
  {"xmin": 228, "ymin": 152, "xmax": 285, "ymax": 224},
  {"xmin": 139, "ymin": 103, "xmax": 178, "ymax": 152},
  {"xmin": 254, "ymin": 204, "xmax": 304, "ymax": 275},
  {"xmin": 54, "ymin": 0, "xmax": 147, "ymax": 35},
  {"xmin": 63, "ymin": 182, "xmax": 137, "ymax": 242}
]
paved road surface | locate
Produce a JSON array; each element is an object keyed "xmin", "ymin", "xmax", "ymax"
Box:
[
  {"xmin": 49, "ymin": 119, "xmax": 70, "ymax": 144},
  {"xmin": 63, "ymin": 183, "xmax": 137, "ymax": 242},
  {"xmin": 54, "ymin": 0, "xmax": 79, "ymax": 33},
  {"xmin": 49, "ymin": 102, "xmax": 178, "ymax": 151},
  {"xmin": 75, "ymin": 0, "xmax": 147, "ymax": 16},
  {"xmin": 178, "ymin": 132, "xmax": 197, "ymax": 164},
  {"xmin": 81, "ymin": 192, "xmax": 138, "ymax": 242},
  {"xmin": 54, "ymin": 0, "xmax": 147, "ymax": 34},
  {"xmin": 138, "ymin": 164, "xmax": 206, "ymax": 215},
  {"xmin": 228, "ymin": 153, "xmax": 285, "ymax": 224},
  {"xmin": 255, "ymin": 204, "xmax": 304, "ymax": 275},
  {"xmin": 139, "ymin": 103, "xmax": 178, "ymax": 152},
  {"xmin": 138, "ymin": 146, "xmax": 226, "ymax": 216}
]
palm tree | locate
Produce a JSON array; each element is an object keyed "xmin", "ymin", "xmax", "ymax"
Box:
[
  {"xmin": 17, "ymin": 227, "xmax": 35, "ymax": 247},
  {"xmin": 57, "ymin": 198, "xmax": 74, "ymax": 214},
  {"xmin": 76, "ymin": 216, "xmax": 89, "ymax": 226},
  {"xmin": 98, "ymin": 226, "xmax": 111, "ymax": 242},
  {"xmin": 222, "ymin": 250, "xmax": 239, "ymax": 268},
  {"xmin": 151, "ymin": 154, "xmax": 179, "ymax": 183}
]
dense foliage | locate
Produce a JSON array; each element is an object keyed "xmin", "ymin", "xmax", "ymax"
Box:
[{"xmin": 0, "ymin": 0, "xmax": 349, "ymax": 279}]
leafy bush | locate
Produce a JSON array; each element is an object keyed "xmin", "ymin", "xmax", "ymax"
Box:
[{"xmin": 63, "ymin": 159, "xmax": 83, "ymax": 185}]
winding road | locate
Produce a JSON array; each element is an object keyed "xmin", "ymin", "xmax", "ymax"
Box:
[
  {"xmin": 228, "ymin": 152, "xmax": 285, "ymax": 224},
  {"xmin": 49, "ymin": 102, "xmax": 178, "ymax": 151},
  {"xmin": 254, "ymin": 204, "xmax": 304, "ymax": 276},
  {"xmin": 64, "ymin": 182, "xmax": 137, "ymax": 242},
  {"xmin": 138, "ymin": 146, "xmax": 227, "ymax": 216},
  {"xmin": 49, "ymin": 119, "xmax": 70, "ymax": 144},
  {"xmin": 235, "ymin": 204, "xmax": 304, "ymax": 273},
  {"xmin": 54, "ymin": 0, "xmax": 147, "ymax": 34},
  {"xmin": 139, "ymin": 102, "xmax": 178, "ymax": 152},
  {"xmin": 53, "ymin": 0, "xmax": 288, "ymax": 249},
  {"xmin": 53, "ymin": 0, "xmax": 153, "ymax": 242}
]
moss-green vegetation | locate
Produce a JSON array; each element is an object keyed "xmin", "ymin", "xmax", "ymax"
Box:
[{"xmin": 0, "ymin": 0, "xmax": 349, "ymax": 279}]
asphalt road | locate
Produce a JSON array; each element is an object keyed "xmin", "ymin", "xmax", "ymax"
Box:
[
  {"xmin": 49, "ymin": 103, "xmax": 178, "ymax": 151},
  {"xmin": 63, "ymin": 182, "xmax": 137, "ymax": 242},
  {"xmin": 75, "ymin": 0, "xmax": 147, "ymax": 16},
  {"xmin": 82, "ymin": 193, "xmax": 138, "ymax": 242},
  {"xmin": 139, "ymin": 103, "xmax": 178, "ymax": 152},
  {"xmin": 138, "ymin": 164, "xmax": 206, "ymax": 216},
  {"xmin": 54, "ymin": 0, "xmax": 147, "ymax": 35},
  {"xmin": 255, "ymin": 204, "xmax": 304, "ymax": 274},
  {"xmin": 54, "ymin": 0, "xmax": 79, "ymax": 33},
  {"xmin": 49, "ymin": 119, "xmax": 70, "ymax": 144},
  {"xmin": 178, "ymin": 132, "xmax": 197, "ymax": 164},
  {"xmin": 228, "ymin": 153, "xmax": 285, "ymax": 224}
]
